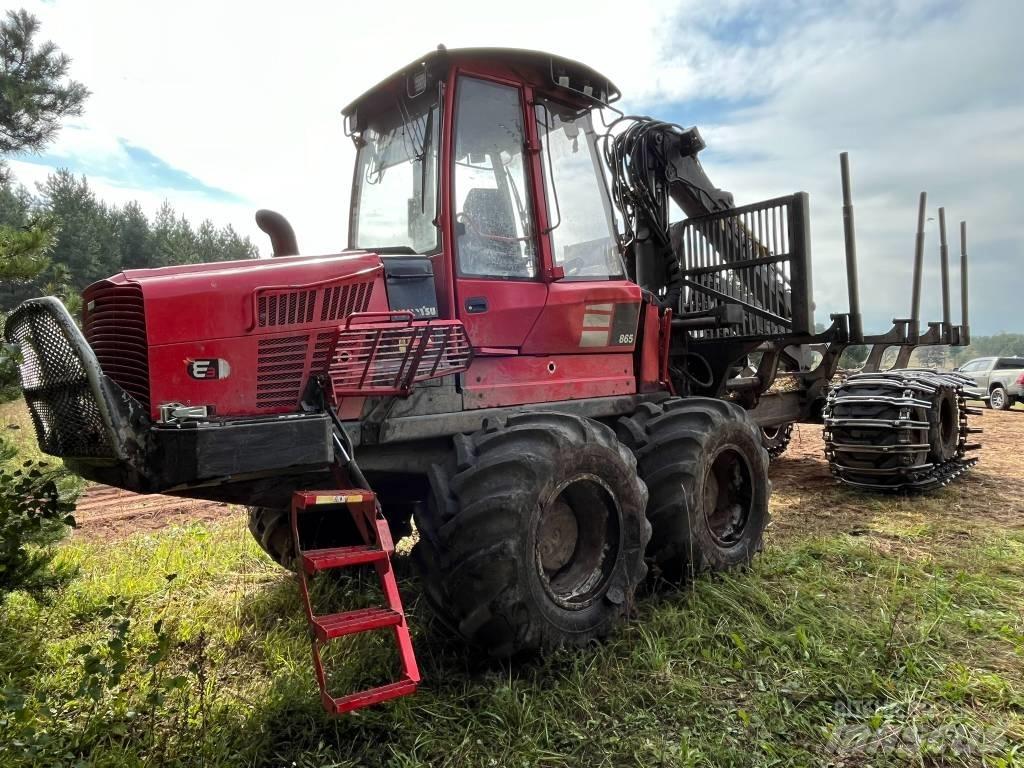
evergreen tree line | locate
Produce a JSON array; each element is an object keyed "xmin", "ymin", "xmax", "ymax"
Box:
[{"xmin": 0, "ymin": 169, "xmax": 257, "ymax": 313}]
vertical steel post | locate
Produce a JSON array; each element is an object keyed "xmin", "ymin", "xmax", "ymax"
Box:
[
  {"xmin": 938, "ymin": 207, "xmax": 952, "ymax": 343},
  {"xmin": 960, "ymin": 220, "xmax": 970, "ymax": 345},
  {"xmin": 910, "ymin": 192, "xmax": 927, "ymax": 341},
  {"xmin": 839, "ymin": 153, "xmax": 863, "ymax": 342}
]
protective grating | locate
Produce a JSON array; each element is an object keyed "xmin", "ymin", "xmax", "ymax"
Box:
[
  {"xmin": 673, "ymin": 193, "xmax": 812, "ymax": 339},
  {"xmin": 256, "ymin": 334, "xmax": 310, "ymax": 408},
  {"xmin": 329, "ymin": 321, "xmax": 471, "ymax": 396},
  {"xmin": 4, "ymin": 302, "xmax": 114, "ymax": 458},
  {"xmin": 84, "ymin": 282, "xmax": 151, "ymax": 411}
]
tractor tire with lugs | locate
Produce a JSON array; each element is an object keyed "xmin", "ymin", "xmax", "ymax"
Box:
[
  {"xmin": 760, "ymin": 423, "xmax": 794, "ymax": 460},
  {"xmin": 823, "ymin": 369, "xmax": 979, "ymax": 492},
  {"xmin": 414, "ymin": 412, "xmax": 651, "ymax": 658},
  {"xmin": 616, "ymin": 397, "xmax": 770, "ymax": 581}
]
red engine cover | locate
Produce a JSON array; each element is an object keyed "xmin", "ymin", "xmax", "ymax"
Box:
[{"xmin": 82, "ymin": 252, "xmax": 390, "ymax": 420}]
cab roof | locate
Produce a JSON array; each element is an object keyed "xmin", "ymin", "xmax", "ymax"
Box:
[{"xmin": 341, "ymin": 46, "xmax": 620, "ymax": 119}]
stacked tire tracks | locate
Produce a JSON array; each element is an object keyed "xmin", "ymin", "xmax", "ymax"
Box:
[{"xmin": 824, "ymin": 369, "xmax": 981, "ymax": 492}]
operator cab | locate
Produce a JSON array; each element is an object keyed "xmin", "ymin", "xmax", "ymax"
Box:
[{"xmin": 343, "ymin": 48, "xmax": 634, "ymax": 355}]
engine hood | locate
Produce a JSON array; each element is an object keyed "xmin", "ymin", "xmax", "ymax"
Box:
[{"xmin": 90, "ymin": 250, "xmax": 387, "ymax": 346}]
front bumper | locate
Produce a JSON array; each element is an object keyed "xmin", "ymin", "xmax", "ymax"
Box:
[{"xmin": 4, "ymin": 298, "xmax": 333, "ymax": 498}]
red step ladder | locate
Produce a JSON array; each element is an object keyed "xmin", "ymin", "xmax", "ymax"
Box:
[{"xmin": 291, "ymin": 489, "xmax": 420, "ymax": 714}]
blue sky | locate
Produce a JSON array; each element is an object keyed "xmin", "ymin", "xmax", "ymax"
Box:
[
  {"xmin": 8, "ymin": 0, "xmax": 1022, "ymax": 335},
  {"xmin": 17, "ymin": 131, "xmax": 243, "ymax": 204}
]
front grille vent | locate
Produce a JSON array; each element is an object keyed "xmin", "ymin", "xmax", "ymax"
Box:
[
  {"xmin": 321, "ymin": 282, "xmax": 373, "ymax": 322},
  {"xmin": 84, "ymin": 282, "xmax": 151, "ymax": 410},
  {"xmin": 254, "ymin": 279, "xmax": 374, "ymax": 329},
  {"xmin": 257, "ymin": 289, "xmax": 316, "ymax": 328},
  {"xmin": 256, "ymin": 334, "xmax": 310, "ymax": 408}
]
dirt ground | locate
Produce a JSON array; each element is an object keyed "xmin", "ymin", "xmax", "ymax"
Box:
[
  {"xmin": 768, "ymin": 407, "xmax": 1024, "ymax": 543},
  {"xmin": 64, "ymin": 405, "xmax": 1024, "ymax": 542},
  {"xmin": 72, "ymin": 485, "xmax": 234, "ymax": 541}
]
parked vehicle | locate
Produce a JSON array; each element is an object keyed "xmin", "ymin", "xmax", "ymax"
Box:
[{"xmin": 957, "ymin": 357, "xmax": 1024, "ymax": 410}]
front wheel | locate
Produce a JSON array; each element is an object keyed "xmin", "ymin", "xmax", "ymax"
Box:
[
  {"xmin": 414, "ymin": 413, "xmax": 650, "ymax": 658},
  {"xmin": 247, "ymin": 503, "xmax": 364, "ymax": 571},
  {"xmin": 616, "ymin": 398, "xmax": 770, "ymax": 581}
]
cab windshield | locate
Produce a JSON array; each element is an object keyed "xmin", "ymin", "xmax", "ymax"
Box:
[{"xmin": 350, "ymin": 93, "xmax": 440, "ymax": 253}]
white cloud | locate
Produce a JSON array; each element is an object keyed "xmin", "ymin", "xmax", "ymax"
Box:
[{"xmin": 9, "ymin": 0, "xmax": 1022, "ymax": 334}]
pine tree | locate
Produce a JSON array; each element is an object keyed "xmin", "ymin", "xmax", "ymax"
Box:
[{"xmin": 0, "ymin": 9, "xmax": 88, "ymax": 155}]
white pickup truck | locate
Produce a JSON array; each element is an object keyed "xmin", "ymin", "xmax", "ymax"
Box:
[{"xmin": 957, "ymin": 356, "xmax": 1024, "ymax": 410}]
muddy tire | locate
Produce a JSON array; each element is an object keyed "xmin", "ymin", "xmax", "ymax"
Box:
[
  {"xmin": 616, "ymin": 397, "xmax": 770, "ymax": 581},
  {"xmin": 760, "ymin": 423, "xmax": 794, "ymax": 460},
  {"xmin": 413, "ymin": 413, "xmax": 650, "ymax": 658},
  {"xmin": 247, "ymin": 504, "xmax": 362, "ymax": 572}
]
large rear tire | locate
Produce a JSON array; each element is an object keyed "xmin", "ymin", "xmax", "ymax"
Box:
[
  {"xmin": 616, "ymin": 398, "xmax": 770, "ymax": 581},
  {"xmin": 413, "ymin": 413, "xmax": 650, "ymax": 658}
]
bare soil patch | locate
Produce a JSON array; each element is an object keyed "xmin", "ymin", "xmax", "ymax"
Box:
[
  {"xmin": 72, "ymin": 485, "xmax": 234, "ymax": 541},
  {"xmin": 767, "ymin": 407, "xmax": 1024, "ymax": 547}
]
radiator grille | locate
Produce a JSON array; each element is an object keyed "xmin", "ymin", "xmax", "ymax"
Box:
[
  {"xmin": 256, "ymin": 334, "xmax": 310, "ymax": 408},
  {"xmin": 254, "ymin": 280, "xmax": 374, "ymax": 329},
  {"xmin": 84, "ymin": 282, "xmax": 151, "ymax": 410},
  {"xmin": 321, "ymin": 282, "xmax": 373, "ymax": 322},
  {"xmin": 257, "ymin": 289, "xmax": 316, "ymax": 328}
]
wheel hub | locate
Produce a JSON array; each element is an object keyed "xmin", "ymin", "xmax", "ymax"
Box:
[
  {"xmin": 534, "ymin": 475, "xmax": 620, "ymax": 609},
  {"xmin": 537, "ymin": 498, "xmax": 579, "ymax": 572},
  {"xmin": 702, "ymin": 448, "xmax": 754, "ymax": 546}
]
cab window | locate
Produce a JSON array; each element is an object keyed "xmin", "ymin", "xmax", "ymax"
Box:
[
  {"xmin": 453, "ymin": 77, "xmax": 537, "ymax": 279},
  {"xmin": 535, "ymin": 99, "xmax": 622, "ymax": 278}
]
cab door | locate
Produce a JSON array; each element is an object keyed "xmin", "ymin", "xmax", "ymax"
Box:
[
  {"xmin": 450, "ymin": 75, "xmax": 547, "ymax": 350},
  {"xmin": 519, "ymin": 95, "xmax": 640, "ymax": 355}
]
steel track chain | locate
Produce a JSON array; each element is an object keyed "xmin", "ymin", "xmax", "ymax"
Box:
[{"xmin": 822, "ymin": 368, "xmax": 981, "ymax": 493}]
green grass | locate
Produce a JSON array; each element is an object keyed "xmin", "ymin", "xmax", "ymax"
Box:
[{"xmin": 2, "ymin": 499, "xmax": 1022, "ymax": 767}]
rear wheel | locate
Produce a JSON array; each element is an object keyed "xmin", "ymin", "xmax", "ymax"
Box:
[
  {"xmin": 616, "ymin": 398, "xmax": 770, "ymax": 581},
  {"xmin": 414, "ymin": 413, "xmax": 650, "ymax": 658},
  {"xmin": 760, "ymin": 423, "xmax": 794, "ymax": 460},
  {"xmin": 990, "ymin": 386, "xmax": 1009, "ymax": 411}
]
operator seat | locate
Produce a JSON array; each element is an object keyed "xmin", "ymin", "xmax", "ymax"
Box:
[{"xmin": 459, "ymin": 188, "xmax": 529, "ymax": 277}]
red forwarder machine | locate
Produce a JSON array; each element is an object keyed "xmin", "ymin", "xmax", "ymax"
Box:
[{"xmin": 5, "ymin": 48, "xmax": 978, "ymax": 714}]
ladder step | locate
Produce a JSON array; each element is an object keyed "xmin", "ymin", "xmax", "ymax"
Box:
[
  {"xmin": 302, "ymin": 545, "xmax": 388, "ymax": 574},
  {"xmin": 311, "ymin": 607, "xmax": 403, "ymax": 641},
  {"xmin": 326, "ymin": 677, "xmax": 418, "ymax": 715}
]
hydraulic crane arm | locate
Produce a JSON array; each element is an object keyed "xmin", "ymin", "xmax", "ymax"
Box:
[{"xmin": 604, "ymin": 118, "xmax": 791, "ymax": 322}]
